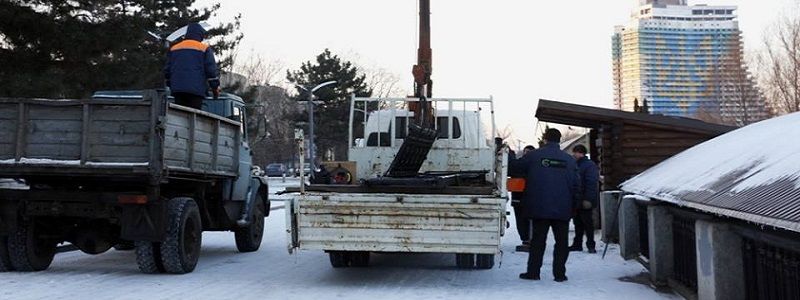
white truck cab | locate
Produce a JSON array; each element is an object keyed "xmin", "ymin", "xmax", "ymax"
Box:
[{"xmin": 348, "ymin": 97, "xmax": 497, "ymax": 181}]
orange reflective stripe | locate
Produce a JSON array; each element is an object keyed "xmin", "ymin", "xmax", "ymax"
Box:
[{"xmin": 170, "ymin": 40, "xmax": 209, "ymax": 52}]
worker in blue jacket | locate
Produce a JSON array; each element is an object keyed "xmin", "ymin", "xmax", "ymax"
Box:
[
  {"xmin": 164, "ymin": 23, "xmax": 220, "ymax": 110},
  {"xmin": 511, "ymin": 145, "xmax": 537, "ymax": 253},
  {"xmin": 511, "ymin": 128, "xmax": 580, "ymax": 282},
  {"xmin": 569, "ymin": 144, "xmax": 600, "ymax": 253}
]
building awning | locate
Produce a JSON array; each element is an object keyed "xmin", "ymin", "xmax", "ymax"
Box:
[
  {"xmin": 536, "ymin": 99, "xmax": 733, "ymax": 135},
  {"xmin": 535, "ymin": 99, "xmax": 734, "ymax": 189}
]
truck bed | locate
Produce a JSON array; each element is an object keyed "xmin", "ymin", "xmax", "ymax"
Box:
[
  {"xmin": 0, "ymin": 91, "xmax": 241, "ymax": 180},
  {"xmin": 287, "ymin": 193, "xmax": 506, "ymax": 254}
]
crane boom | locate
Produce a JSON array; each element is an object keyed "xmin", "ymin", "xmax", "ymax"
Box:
[{"xmin": 414, "ymin": 0, "xmax": 433, "ymax": 98}]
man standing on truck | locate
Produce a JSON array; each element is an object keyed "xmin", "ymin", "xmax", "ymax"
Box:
[
  {"xmin": 164, "ymin": 23, "xmax": 220, "ymax": 110},
  {"xmin": 569, "ymin": 144, "xmax": 600, "ymax": 253},
  {"xmin": 511, "ymin": 129, "xmax": 579, "ymax": 282}
]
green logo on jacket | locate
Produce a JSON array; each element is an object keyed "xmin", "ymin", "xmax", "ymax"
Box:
[{"xmin": 541, "ymin": 158, "xmax": 567, "ymax": 168}]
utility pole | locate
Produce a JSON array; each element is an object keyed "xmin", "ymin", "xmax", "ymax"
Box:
[{"xmin": 296, "ymin": 80, "xmax": 337, "ymax": 174}]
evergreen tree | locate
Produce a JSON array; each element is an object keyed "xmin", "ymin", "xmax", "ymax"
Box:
[
  {"xmin": 287, "ymin": 49, "xmax": 372, "ymax": 161},
  {"xmin": 0, "ymin": 0, "xmax": 242, "ymax": 98}
]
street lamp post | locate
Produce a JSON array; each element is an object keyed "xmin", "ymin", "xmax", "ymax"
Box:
[{"xmin": 296, "ymin": 80, "xmax": 337, "ymax": 174}]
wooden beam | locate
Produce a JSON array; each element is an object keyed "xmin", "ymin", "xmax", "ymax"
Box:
[
  {"xmin": 188, "ymin": 113, "xmax": 196, "ymax": 170},
  {"xmin": 80, "ymin": 103, "xmax": 90, "ymax": 165},
  {"xmin": 283, "ymin": 185, "xmax": 495, "ymax": 196},
  {"xmin": 211, "ymin": 119, "xmax": 219, "ymax": 171},
  {"xmin": 15, "ymin": 102, "xmax": 26, "ymax": 161}
]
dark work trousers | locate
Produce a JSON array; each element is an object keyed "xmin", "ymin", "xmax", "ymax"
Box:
[
  {"xmin": 173, "ymin": 92, "xmax": 205, "ymax": 110},
  {"xmin": 511, "ymin": 192, "xmax": 530, "ymax": 243},
  {"xmin": 528, "ymin": 219, "xmax": 570, "ymax": 278},
  {"xmin": 572, "ymin": 209, "xmax": 596, "ymax": 249}
]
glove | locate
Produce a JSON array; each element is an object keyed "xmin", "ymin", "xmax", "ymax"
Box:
[{"xmin": 212, "ymin": 87, "xmax": 220, "ymax": 99}]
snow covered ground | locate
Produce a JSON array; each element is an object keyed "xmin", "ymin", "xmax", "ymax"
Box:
[{"xmin": 0, "ymin": 178, "xmax": 677, "ymax": 300}]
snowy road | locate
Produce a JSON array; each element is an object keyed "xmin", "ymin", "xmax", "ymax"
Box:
[{"xmin": 0, "ymin": 178, "xmax": 677, "ymax": 300}]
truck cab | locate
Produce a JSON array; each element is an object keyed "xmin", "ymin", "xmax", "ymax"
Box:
[{"xmin": 348, "ymin": 97, "xmax": 497, "ymax": 182}]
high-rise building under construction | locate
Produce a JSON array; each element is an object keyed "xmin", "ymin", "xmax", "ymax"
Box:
[{"xmin": 612, "ymin": 1, "xmax": 767, "ymax": 124}]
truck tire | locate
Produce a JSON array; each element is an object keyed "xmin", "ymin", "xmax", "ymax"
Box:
[
  {"xmin": 329, "ymin": 251, "xmax": 349, "ymax": 268},
  {"xmin": 235, "ymin": 196, "xmax": 265, "ymax": 253},
  {"xmin": 159, "ymin": 197, "xmax": 202, "ymax": 274},
  {"xmin": 455, "ymin": 253, "xmax": 475, "ymax": 269},
  {"xmin": 135, "ymin": 241, "xmax": 165, "ymax": 274},
  {"xmin": 0, "ymin": 236, "xmax": 13, "ymax": 272},
  {"xmin": 476, "ymin": 254, "xmax": 495, "ymax": 269},
  {"xmin": 7, "ymin": 218, "xmax": 56, "ymax": 272},
  {"xmin": 349, "ymin": 251, "xmax": 370, "ymax": 267}
]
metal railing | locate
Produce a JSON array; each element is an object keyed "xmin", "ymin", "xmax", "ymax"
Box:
[
  {"xmin": 671, "ymin": 214, "xmax": 698, "ymax": 292},
  {"xmin": 743, "ymin": 237, "xmax": 800, "ymax": 300},
  {"xmin": 348, "ymin": 96, "xmax": 495, "ymax": 150}
]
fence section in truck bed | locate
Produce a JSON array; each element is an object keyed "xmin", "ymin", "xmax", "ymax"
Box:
[{"xmin": 288, "ymin": 194, "xmax": 505, "ymax": 254}]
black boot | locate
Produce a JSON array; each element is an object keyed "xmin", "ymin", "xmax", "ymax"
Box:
[
  {"xmin": 519, "ymin": 273, "xmax": 541, "ymax": 281},
  {"xmin": 554, "ymin": 275, "xmax": 569, "ymax": 282},
  {"xmin": 568, "ymin": 245, "xmax": 582, "ymax": 252}
]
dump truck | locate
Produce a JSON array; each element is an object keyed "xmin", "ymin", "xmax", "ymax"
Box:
[
  {"xmin": 285, "ymin": 96, "xmax": 508, "ymax": 269},
  {"xmin": 0, "ymin": 90, "xmax": 269, "ymax": 274}
]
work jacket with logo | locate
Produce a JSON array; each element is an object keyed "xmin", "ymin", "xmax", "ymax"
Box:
[
  {"xmin": 164, "ymin": 23, "xmax": 220, "ymax": 97},
  {"xmin": 509, "ymin": 142, "xmax": 580, "ymax": 221}
]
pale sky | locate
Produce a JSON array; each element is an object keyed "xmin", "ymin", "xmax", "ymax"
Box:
[{"xmin": 200, "ymin": 0, "xmax": 794, "ymax": 145}]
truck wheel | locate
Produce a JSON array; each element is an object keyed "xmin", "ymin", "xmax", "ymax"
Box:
[
  {"xmin": 7, "ymin": 218, "xmax": 56, "ymax": 272},
  {"xmin": 135, "ymin": 241, "xmax": 165, "ymax": 274},
  {"xmin": 235, "ymin": 196, "xmax": 265, "ymax": 253},
  {"xmin": 0, "ymin": 236, "xmax": 13, "ymax": 272},
  {"xmin": 476, "ymin": 254, "xmax": 495, "ymax": 269},
  {"xmin": 455, "ymin": 253, "xmax": 475, "ymax": 269},
  {"xmin": 329, "ymin": 251, "xmax": 349, "ymax": 268},
  {"xmin": 349, "ymin": 251, "xmax": 370, "ymax": 267},
  {"xmin": 159, "ymin": 197, "xmax": 202, "ymax": 274}
]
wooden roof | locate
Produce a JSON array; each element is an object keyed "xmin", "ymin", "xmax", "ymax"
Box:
[{"xmin": 535, "ymin": 99, "xmax": 734, "ymax": 135}]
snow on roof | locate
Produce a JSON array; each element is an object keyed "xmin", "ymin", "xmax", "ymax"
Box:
[{"xmin": 621, "ymin": 111, "xmax": 800, "ymax": 232}]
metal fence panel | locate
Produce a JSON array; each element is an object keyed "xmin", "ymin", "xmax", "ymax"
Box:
[
  {"xmin": 672, "ymin": 214, "xmax": 698, "ymax": 292},
  {"xmin": 743, "ymin": 237, "xmax": 800, "ymax": 300}
]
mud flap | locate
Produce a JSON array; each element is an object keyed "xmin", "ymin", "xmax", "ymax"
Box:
[
  {"xmin": 120, "ymin": 201, "xmax": 166, "ymax": 242},
  {"xmin": 236, "ymin": 178, "xmax": 263, "ymax": 227},
  {"xmin": 285, "ymin": 198, "xmax": 299, "ymax": 254}
]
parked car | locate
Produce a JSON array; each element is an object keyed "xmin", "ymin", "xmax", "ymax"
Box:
[
  {"xmin": 265, "ymin": 163, "xmax": 288, "ymax": 177},
  {"xmin": 292, "ymin": 163, "xmax": 312, "ymax": 177}
]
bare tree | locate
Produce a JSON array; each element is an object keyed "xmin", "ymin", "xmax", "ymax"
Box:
[
  {"xmin": 342, "ymin": 50, "xmax": 409, "ymax": 98},
  {"xmin": 362, "ymin": 66, "xmax": 408, "ymax": 98},
  {"xmin": 228, "ymin": 51, "xmax": 299, "ymax": 166},
  {"xmin": 714, "ymin": 42, "xmax": 767, "ymax": 126},
  {"xmin": 496, "ymin": 125, "xmax": 514, "ymax": 143},
  {"xmin": 757, "ymin": 6, "xmax": 800, "ymax": 115},
  {"xmin": 234, "ymin": 50, "xmax": 287, "ymax": 88}
]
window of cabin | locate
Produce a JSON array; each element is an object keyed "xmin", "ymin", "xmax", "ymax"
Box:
[{"xmin": 436, "ymin": 117, "xmax": 461, "ymax": 139}]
